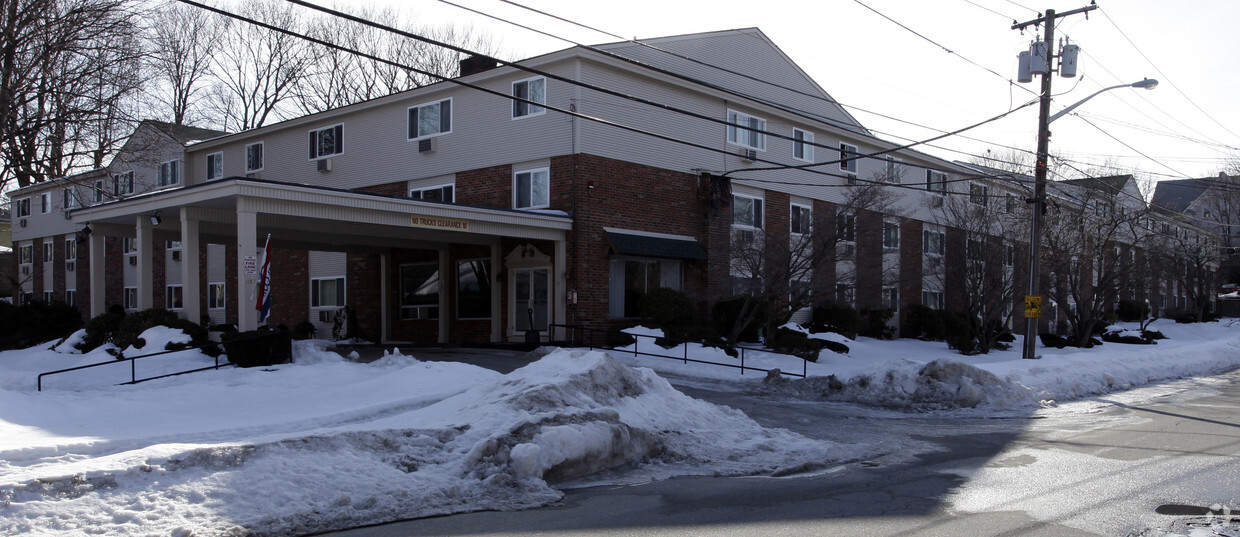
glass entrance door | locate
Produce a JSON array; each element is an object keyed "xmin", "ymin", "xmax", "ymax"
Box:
[{"xmin": 514, "ymin": 267, "xmax": 549, "ymax": 332}]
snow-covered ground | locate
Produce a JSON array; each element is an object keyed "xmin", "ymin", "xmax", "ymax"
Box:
[{"xmin": 1, "ymin": 319, "xmax": 1239, "ymax": 536}]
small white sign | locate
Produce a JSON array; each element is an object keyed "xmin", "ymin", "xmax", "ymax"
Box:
[{"xmin": 243, "ymin": 255, "xmax": 258, "ymax": 277}]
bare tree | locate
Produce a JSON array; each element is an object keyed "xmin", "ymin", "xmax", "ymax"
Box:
[
  {"xmin": 0, "ymin": 0, "xmax": 144, "ymax": 190},
  {"xmin": 145, "ymin": 1, "xmax": 222, "ymax": 126},
  {"xmin": 205, "ymin": 0, "xmax": 312, "ymax": 131}
]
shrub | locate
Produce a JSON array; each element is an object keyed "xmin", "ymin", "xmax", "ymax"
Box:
[
  {"xmin": 1115, "ymin": 299, "xmax": 1148, "ymax": 323},
  {"xmin": 1101, "ymin": 331, "xmax": 1154, "ymax": 345},
  {"xmin": 221, "ymin": 328, "xmax": 292, "ymax": 368},
  {"xmin": 808, "ymin": 302, "xmax": 861, "ymax": 340},
  {"xmin": 939, "ymin": 310, "xmax": 977, "ymax": 354},
  {"xmin": 1039, "ymin": 332, "xmax": 1068, "ymax": 349},
  {"xmin": 292, "ymin": 320, "xmax": 318, "ymax": 340},
  {"xmin": 902, "ymin": 304, "xmax": 946, "ymax": 341},
  {"xmin": 77, "ymin": 307, "xmax": 208, "ymax": 354},
  {"xmin": 1144, "ymin": 329, "xmax": 1167, "ymax": 340},
  {"xmin": 639, "ymin": 288, "xmax": 696, "ymax": 331},
  {"xmin": 769, "ymin": 326, "xmax": 824, "ymax": 362},
  {"xmin": 0, "ymin": 300, "xmax": 83, "ymax": 350},
  {"xmin": 712, "ymin": 296, "xmax": 764, "ymax": 343},
  {"xmin": 859, "ymin": 308, "xmax": 895, "ymax": 340}
]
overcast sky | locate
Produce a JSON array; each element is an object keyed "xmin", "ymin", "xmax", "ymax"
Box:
[{"xmin": 395, "ymin": 0, "xmax": 1240, "ymax": 185}]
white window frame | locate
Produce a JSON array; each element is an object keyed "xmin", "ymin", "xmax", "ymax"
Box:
[
  {"xmin": 94, "ymin": 179, "xmax": 105, "ymax": 203},
  {"xmin": 511, "ymin": 76, "xmax": 546, "ymax": 119},
  {"xmin": 14, "ymin": 197, "xmax": 30, "ymax": 218},
  {"xmin": 513, "ymin": 167, "xmax": 550, "ymax": 209},
  {"xmin": 208, "ymin": 282, "xmax": 226, "ymax": 310},
  {"xmin": 166, "ymin": 285, "xmax": 184, "ymax": 311},
  {"xmin": 40, "ymin": 193, "xmax": 51, "ymax": 214},
  {"xmin": 309, "ymin": 124, "xmax": 344, "ymax": 160},
  {"xmin": 924, "ymin": 229, "xmax": 945, "ymax": 256},
  {"xmin": 922, "ymin": 289, "xmax": 944, "ymax": 310},
  {"xmin": 837, "ymin": 212, "xmax": 856, "ymax": 242},
  {"xmin": 727, "ymin": 109, "xmax": 766, "ymax": 150},
  {"xmin": 883, "ymin": 156, "xmax": 902, "ymax": 184},
  {"xmin": 18, "ymin": 244, "xmax": 33, "ymax": 264},
  {"xmin": 63, "ymin": 188, "xmax": 76, "ymax": 209},
  {"xmin": 926, "ymin": 170, "xmax": 946, "ymax": 193},
  {"xmin": 970, "ymin": 183, "xmax": 988, "ymax": 206},
  {"xmin": 43, "ymin": 241, "xmax": 53, "ymax": 263},
  {"xmin": 64, "ymin": 238, "xmax": 76, "ymax": 261},
  {"xmin": 410, "ymin": 184, "xmax": 455, "ymax": 203},
  {"xmin": 159, "ymin": 159, "xmax": 180, "ymax": 187},
  {"xmin": 311, "ymin": 276, "xmax": 347, "ymax": 308},
  {"xmin": 839, "ymin": 142, "xmax": 859, "ymax": 183},
  {"xmin": 732, "ymin": 194, "xmax": 764, "ymax": 230},
  {"xmin": 114, "ymin": 171, "xmax": 134, "ymax": 195},
  {"xmin": 790, "ymin": 203, "xmax": 812, "ymax": 236},
  {"xmin": 245, "ymin": 142, "xmax": 264, "ymax": 172},
  {"xmin": 793, "ymin": 128, "xmax": 814, "ymax": 162},
  {"xmin": 883, "ymin": 221, "xmax": 900, "ymax": 250},
  {"xmin": 882, "ymin": 287, "xmax": 899, "ymax": 311},
  {"xmin": 123, "ymin": 287, "xmax": 137, "ymax": 311},
  {"xmin": 206, "ymin": 152, "xmax": 223, "ymax": 180},
  {"xmin": 65, "ymin": 289, "xmax": 76, "ymax": 308},
  {"xmin": 408, "ymin": 98, "xmax": 452, "ymax": 140}
]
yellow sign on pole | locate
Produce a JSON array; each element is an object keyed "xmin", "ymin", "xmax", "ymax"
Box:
[{"xmin": 1024, "ymin": 295, "xmax": 1042, "ymax": 318}]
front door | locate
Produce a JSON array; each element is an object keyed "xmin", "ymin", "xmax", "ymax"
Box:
[{"xmin": 514, "ymin": 267, "xmax": 549, "ymax": 333}]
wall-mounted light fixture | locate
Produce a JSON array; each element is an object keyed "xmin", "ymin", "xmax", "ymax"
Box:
[{"xmin": 149, "ymin": 213, "xmax": 161, "ymax": 226}]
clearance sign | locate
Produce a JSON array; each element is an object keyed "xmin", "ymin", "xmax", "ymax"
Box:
[{"xmin": 411, "ymin": 215, "xmax": 470, "ymax": 232}]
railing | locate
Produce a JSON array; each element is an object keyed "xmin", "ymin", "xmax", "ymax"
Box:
[
  {"xmin": 37, "ymin": 339, "xmax": 232, "ymax": 392},
  {"xmin": 546, "ymin": 324, "xmax": 807, "ymax": 379}
]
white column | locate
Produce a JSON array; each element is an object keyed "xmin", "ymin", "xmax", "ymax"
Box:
[
  {"xmin": 490, "ymin": 242, "xmax": 502, "ymax": 343},
  {"xmin": 88, "ymin": 229, "xmax": 106, "ymax": 318},
  {"xmin": 554, "ymin": 238, "xmax": 567, "ymax": 341},
  {"xmin": 180, "ymin": 208, "xmax": 201, "ymax": 324},
  {"xmin": 236, "ymin": 208, "xmax": 258, "ymax": 331},
  {"xmin": 135, "ymin": 216, "xmax": 154, "ymax": 310}
]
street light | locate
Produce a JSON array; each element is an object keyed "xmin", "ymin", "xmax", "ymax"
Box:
[{"xmin": 1022, "ymin": 77, "xmax": 1158, "ymax": 360}]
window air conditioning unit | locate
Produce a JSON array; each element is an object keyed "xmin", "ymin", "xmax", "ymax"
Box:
[
  {"xmin": 319, "ymin": 310, "xmax": 330, "ymax": 322},
  {"xmin": 20, "ymin": 266, "xmax": 30, "ymax": 275},
  {"xmin": 418, "ymin": 138, "xmax": 437, "ymax": 153},
  {"xmin": 128, "ymin": 256, "xmax": 137, "ymax": 266},
  {"xmin": 19, "ymin": 219, "xmax": 26, "ymax": 228},
  {"xmin": 739, "ymin": 148, "xmax": 757, "ymax": 162},
  {"xmin": 171, "ymin": 250, "xmax": 182, "ymax": 262},
  {"xmin": 66, "ymin": 261, "xmax": 75, "ymax": 272},
  {"xmin": 838, "ymin": 243, "xmax": 856, "ymax": 257},
  {"xmin": 929, "ymin": 196, "xmax": 944, "ymax": 208},
  {"xmin": 316, "ymin": 158, "xmax": 332, "ymax": 172}
]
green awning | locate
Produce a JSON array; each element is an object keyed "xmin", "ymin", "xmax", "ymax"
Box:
[{"xmin": 606, "ymin": 229, "xmax": 706, "ymax": 260}]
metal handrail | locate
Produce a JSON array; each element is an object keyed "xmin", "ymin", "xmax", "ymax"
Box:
[
  {"xmin": 34, "ymin": 334, "xmax": 267, "ymax": 391},
  {"xmin": 547, "ymin": 324, "xmax": 807, "ymax": 378}
]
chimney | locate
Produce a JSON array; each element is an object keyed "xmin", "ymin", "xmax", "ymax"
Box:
[{"xmin": 459, "ymin": 55, "xmax": 499, "ymax": 77}]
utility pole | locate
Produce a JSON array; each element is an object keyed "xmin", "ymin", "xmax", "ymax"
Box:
[{"xmin": 1013, "ymin": 4, "xmax": 1096, "ymax": 360}]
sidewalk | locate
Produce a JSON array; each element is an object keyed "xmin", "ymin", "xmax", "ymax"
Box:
[{"xmin": 334, "ymin": 344, "xmax": 542, "ymax": 374}]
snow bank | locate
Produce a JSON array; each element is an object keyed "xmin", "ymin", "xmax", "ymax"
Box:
[{"xmin": 0, "ymin": 348, "xmax": 840, "ymax": 536}]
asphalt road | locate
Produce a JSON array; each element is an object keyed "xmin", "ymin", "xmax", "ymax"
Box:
[{"xmin": 318, "ymin": 368, "xmax": 1240, "ymax": 537}]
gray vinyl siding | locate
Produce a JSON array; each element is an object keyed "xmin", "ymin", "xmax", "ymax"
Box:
[{"xmin": 207, "ymin": 244, "xmax": 226, "ymax": 326}]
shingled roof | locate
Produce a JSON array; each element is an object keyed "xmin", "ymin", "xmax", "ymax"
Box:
[
  {"xmin": 1150, "ymin": 178, "xmax": 1214, "ymax": 215},
  {"xmin": 145, "ymin": 120, "xmax": 228, "ymax": 145}
]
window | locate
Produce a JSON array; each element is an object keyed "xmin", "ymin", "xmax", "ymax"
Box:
[
  {"xmin": 208, "ymin": 282, "xmax": 226, "ymax": 309},
  {"xmin": 610, "ymin": 258, "xmax": 681, "ymax": 318},
  {"xmin": 43, "ymin": 241, "xmax": 53, "ymax": 263},
  {"xmin": 883, "ymin": 157, "xmax": 902, "ymax": 183},
  {"xmin": 733, "ymin": 195, "xmax": 763, "ymax": 229},
  {"xmin": 94, "ymin": 179, "xmax": 105, "ymax": 203},
  {"xmin": 970, "ymin": 183, "xmax": 988, "ymax": 206},
  {"xmin": 65, "ymin": 290, "xmax": 76, "ymax": 308},
  {"xmin": 924, "ymin": 229, "xmax": 945, "ymax": 255},
  {"xmin": 727, "ymin": 110, "xmax": 766, "ymax": 150},
  {"xmin": 14, "ymin": 197, "xmax": 30, "ymax": 218},
  {"xmin": 399, "ymin": 263, "xmax": 438, "ymax": 320},
  {"xmin": 922, "ymin": 289, "xmax": 944, "ymax": 310},
  {"xmin": 114, "ymin": 171, "xmax": 134, "ymax": 195},
  {"xmin": 166, "ymin": 285, "xmax": 183, "ymax": 310},
  {"xmin": 883, "ymin": 221, "xmax": 899, "ymax": 249},
  {"xmin": 158, "ymin": 160, "xmax": 180, "ymax": 187},
  {"xmin": 514, "ymin": 168, "xmax": 549, "ymax": 209},
  {"xmin": 926, "ymin": 170, "xmax": 946, "ymax": 193},
  {"xmin": 791, "ymin": 204, "xmax": 812, "ymax": 235},
  {"xmin": 124, "ymin": 287, "xmax": 137, "ymax": 310},
  {"xmin": 40, "ymin": 193, "xmax": 50, "ymax": 214},
  {"xmin": 309, "ymin": 124, "xmax": 343, "ymax": 159},
  {"xmin": 790, "ymin": 279, "xmax": 812, "ymax": 307},
  {"xmin": 1003, "ymin": 243, "xmax": 1015, "ymax": 266},
  {"xmin": 65, "ymin": 239, "xmax": 76, "ymax": 261},
  {"xmin": 410, "ymin": 184, "xmax": 454, "ymax": 202},
  {"xmin": 836, "ymin": 284, "xmax": 855, "ymax": 306},
  {"xmin": 837, "ymin": 213, "xmax": 856, "ymax": 242},
  {"xmin": 312, "ymin": 276, "xmax": 346, "ymax": 308},
  {"xmin": 882, "ymin": 287, "xmax": 898, "ymax": 311},
  {"xmin": 839, "ymin": 143, "xmax": 858, "ymax": 182},
  {"xmin": 43, "ymin": 291, "xmax": 53, "ymax": 304},
  {"xmin": 457, "ymin": 259, "xmax": 492, "ymax": 319},
  {"xmin": 123, "ymin": 237, "xmax": 138, "ymax": 254},
  {"xmin": 408, "ymin": 99, "xmax": 452, "ymax": 140},
  {"xmin": 167, "ymin": 241, "xmax": 182, "ymax": 262},
  {"xmin": 1006, "ymin": 194, "xmax": 1019, "ymax": 214},
  {"xmin": 18, "ymin": 244, "xmax": 33, "ymax": 264},
  {"xmin": 793, "ymin": 128, "xmax": 814, "ymax": 162},
  {"xmin": 246, "ymin": 142, "xmax": 264, "ymax": 172},
  {"xmin": 206, "ymin": 152, "xmax": 223, "ymax": 180},
  {"xmin": 512, "ymin": 77, "xmax": 546, "ymax": 118},
  {"xmin": 63, "ymin": 188, "xmax": 76, "ymax": 209},
  {"xmin": 967, "ymin": 238, "xmax": 984, "ymax": 260}
]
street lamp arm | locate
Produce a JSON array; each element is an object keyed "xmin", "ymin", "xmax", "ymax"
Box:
[{"xmin": 1048, "ymin": 79, "xmax": 1158, "ymax": 124}]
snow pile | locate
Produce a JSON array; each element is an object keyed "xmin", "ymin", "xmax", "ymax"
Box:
[{"xmin": 0, "ymin": 346, "xmax": 840, "ymax": 536}]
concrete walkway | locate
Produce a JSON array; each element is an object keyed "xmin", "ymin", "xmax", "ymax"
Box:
[{"xmin": 334, "ymin": 345, "xmax": 542, "ymax": 374}]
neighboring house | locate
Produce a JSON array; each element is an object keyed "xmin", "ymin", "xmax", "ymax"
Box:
[
  {"xmin": 1152, "ymin": 173, "xmax": 1240, "ymax": 284},
  {"xmin": 8, "ymin": 28, "xmax": 1220, "ymax": 344}
]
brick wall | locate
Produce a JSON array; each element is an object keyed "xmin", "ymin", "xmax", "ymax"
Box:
[
  {"xmin": 105, "ymin": 237, "xmax": 122, "ymax": 310},
  {"xmin": 455, "ymin": 164, "xmax": 513, "ymax": 208},
  {"xmin": 898, "ymin": 218, "xmax": 924, "ymax": 330},
  {"xmin": 855, "ymin": 210, "xmax": 884, "ymax": 309},
  {"xmin": 263, "ymin": 247, "xmax": 309, "ymax": 329},
  {"xmin": 347, "ymin": 252, "xmax": 381, "ymax": 342},
  {"xmin": 354, "ymin": 181, "xmax": 407, "ymax": 198}
]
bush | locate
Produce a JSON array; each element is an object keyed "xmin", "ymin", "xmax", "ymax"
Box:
[
  {"xmin": 77, "ymin": 307, "xmax": 208, "ymax": 354},
  {"xmin": 712, "ymin": 296, "xmax": 764, "ymax": 343},
  {"xmin": 939, "ymin": 310, "xmax": 977, "ymax": 354},
  {"xmin": 1144, "ymin": 329, "xmax": 1167, "ymax": 340},
  {"xmin": 639, "ymin": 288, "xmax": 696, "ymax": 330},
  {"xmin": 902, "ymin": 304, "xmax": 945, "ymax": 341},
  {"xmin": 1101, "ymin": 331, "xmax": 1154, "ymax": 345},
  {"xmin": 859, "ymin": 308, "xmax": 895, "ymax": 340},
  {"xmin": 0, "ymin": 300, "xmax": 83, "ymax": 350},
  {"xmin": 1115, "ymin": 299, "xmax": 1148, "ymax": 323},
  {"xmin": 292, "ymin": 320, "xmax": 318, "ymax": 340},
  {"xmin": 808, "ymin": 302, "xmax": 861, "ymax": 340},
  {"xmin": 221, "ymin": 328, "xmax": 292, "ymax": 368},
  {"xmin": 769, "ymin": 326, "xmax": 824, "ymax": 362},
  {"xmin": 1039, "ymin": 332, "xmax": 1068, "ymax": 349}
]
